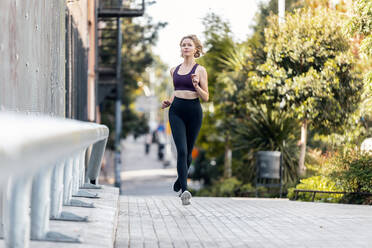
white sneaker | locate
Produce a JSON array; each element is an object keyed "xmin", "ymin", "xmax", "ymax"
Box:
[{"xmin": 180, "ymin": 190, "xmax": 192, "ymax": 205}]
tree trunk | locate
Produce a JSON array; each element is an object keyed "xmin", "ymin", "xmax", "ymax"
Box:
[
  {"xmin": 298, "ymin": 119, "xmax": 308, "ymax": 176},
  {"xmin": 224, "ymin": 133, "xmax": 232, "ymax": 178}
]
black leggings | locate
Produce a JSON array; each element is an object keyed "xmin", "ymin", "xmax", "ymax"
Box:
[{"xmin": 169, "ymin": 96, "xmax": 203, "ymax": 192}]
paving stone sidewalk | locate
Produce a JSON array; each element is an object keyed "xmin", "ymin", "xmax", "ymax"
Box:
[
  {"xmin": 115, "ymin": 196, "xmax": 372, "ymax": 248},
  {"xmin": 112, "ymin": 136, "xmax": 372, "ymax": 248}
]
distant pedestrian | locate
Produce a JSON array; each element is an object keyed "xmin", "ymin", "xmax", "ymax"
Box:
[
  {"xmin": 145, "ymin": 133, "xmax": 152, "ymax": 155},
  {"xmin": 157, "ymin": 129, "xmax": 166, "ymax": 161},
  {"xmin": 161, "ymin": 34, "xmax": 209, "ymax": 205}
]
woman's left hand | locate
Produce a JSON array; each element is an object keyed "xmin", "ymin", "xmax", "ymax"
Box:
[{"xmin": 191, "ymin": 73, "xmax": 199, "ymax": 88}]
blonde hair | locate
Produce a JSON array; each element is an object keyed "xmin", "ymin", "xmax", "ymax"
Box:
[{"xmin": 180, "ymin": 35, "xmax": 204, "ymax": 58}]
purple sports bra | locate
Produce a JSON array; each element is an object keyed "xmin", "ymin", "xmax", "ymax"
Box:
[{"xmin": 173, "ymin": 63, "xmax": 199, "ymax": 92}]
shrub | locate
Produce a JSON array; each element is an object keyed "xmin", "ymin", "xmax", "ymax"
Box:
[
  {"xmin": 232, "ymin": 106, "xmax": 300, "ymax": 184},
  {"xmin": 290, "ymin": 149, "xmax": 372, "ymax": 204},
  {"xmin": 219, "ymin": 178, "xmax": 242, "ymax": 197},
  {"xmin": 329, "ymin": 150, "xmax": 372, "ymax": 193},
  {"xmin": 288, "ymin": 175, "xmax": 344, "ymax": 203},
  {"xmin": 193, "ymin": 177, "xmax": 242, "ymax": 197},
  {"xmin": 240, "ymin": 183, "xmax": 255, "ymax": 194}
]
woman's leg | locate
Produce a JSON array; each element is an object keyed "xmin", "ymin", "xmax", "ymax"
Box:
[
  {"xmin": 173, "ymin": 102, "xmax": 203, "ymax": 192},
  {"xmin": 173, "ymin": 115, "xmax": 202, "ymax": 190},
  {"xmin": 185, "ymin": 105, "xmax": 203, "ymax": 168},
  {"xmin": 169, "ymin": 111, "xmax": 189, "ymax": 193},
  {"xmin": 173, "ymin": 143, "xmax": 193, "ymax": 193}
]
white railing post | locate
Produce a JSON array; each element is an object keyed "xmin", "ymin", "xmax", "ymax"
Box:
[
  {"xmin": 3, "ymin": 175, "xmax": 33, "ymax": 248},
  {"xmin": 30, "ymin": 166, "xmax": 53, "ymax": 240},
  {"xmin": 71, "ymin": 153, "xmax": 81, "ymax": 196},
  {"xmin": 50, "ymin": 159, "xmax": 87, "ymax": 224},
  {"xmin": 0, "ymin": 189, "xmax": 3, "ymax": 238},
  {"xmin": 63, "ymin": 157, "xmax": 73, "ymax": 205},
  {"xmin": 86, "ymin": 138, "xmax": 108, "ymax": 185},
  {"xmin": 73, "ymin": 148, "xmax": 99, "ymax": 198},
  {"xmin": 63, "ymin": 155, "xmax": 94, "ymax": 209},
  {"xmin": 50, "ymin": 161, "xmax": 65, "ymax": 219},
  {"xmin": 30, "ymin": 160, "xmax": 82, "ymax": 243},
  {"xmin": 79, "ymin": 149, "xmax": 87, "ymax": 187}
]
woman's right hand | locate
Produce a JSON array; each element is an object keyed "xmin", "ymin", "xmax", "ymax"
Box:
[{"xmin": 161, "ymin": 100, "xmax": 171, "ymax": 109}]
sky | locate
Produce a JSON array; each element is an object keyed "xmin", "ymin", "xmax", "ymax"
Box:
[{"xmin": 143, "ymin": 0, "xmax": 269, "ymax": 67}]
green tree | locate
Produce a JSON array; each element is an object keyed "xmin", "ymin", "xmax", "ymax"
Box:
[
  {"xmin": 197, "ymin": 6, "xmax": 303, "ymax": 186},
  {"xmin": 217, "ymin": 43, "xmax": 301, "ymax": 184},
  {"xmin": 197, "ymin": 9, "xmax": 301, "ymax": 185},
  {"xmin": 100, "ymin": 14, "xmax": 167, "ymax": 149},
  {"xmin": 197, "ymin": 13, "xmax": 236, "ymax": 179},
  {"xmin": 249, "ymin": 0, "xmax": 303, "ymax": 67},
  {"xmin": 253, "ymin": 7, "xmax": 363, "ymax": 175},
  {"xmin": 347, "ymin": 0, "xmax": 372, "ymax": 60},
  {"xmin": 347, "ymin": 0, "xmax": 372, "ymax": 135}
]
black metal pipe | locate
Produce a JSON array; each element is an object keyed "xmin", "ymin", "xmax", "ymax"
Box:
[{"xmin": 114, "ymin": 15, "xmax": 122, "ymax": 193}]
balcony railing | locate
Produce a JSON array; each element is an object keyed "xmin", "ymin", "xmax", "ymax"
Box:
[
  {"xmin": 98, "ymin": 0, "xmax": 145, "ymax": 17},
  {"xmin": 0, "ymin": 111, "xmax": 109, "ymax": 247}
]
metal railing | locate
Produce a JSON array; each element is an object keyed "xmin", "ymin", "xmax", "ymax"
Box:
[
  {"xmin": 98, "ymin": 0, "xmax": 143, "ymax": 10},
  {"xmin": 0, "ymin": 111, "xmax": 109, "ymax": 248},
  {"xmin": 98, "ymin": 0, "xmax": 145, "ymax": 17},
  {"xmin": 293, "ymin": 189, "xmax": 372, "ymax": 202}
]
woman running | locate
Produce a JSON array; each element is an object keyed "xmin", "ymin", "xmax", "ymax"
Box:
[{"xmin": 161, "ymin": 34, "xmax": 209, "ymax": 205}]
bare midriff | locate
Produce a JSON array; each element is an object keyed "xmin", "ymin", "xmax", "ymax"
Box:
[{"xmin": 174, "ymin": 90, "xmax": 199, "ymax": 99}]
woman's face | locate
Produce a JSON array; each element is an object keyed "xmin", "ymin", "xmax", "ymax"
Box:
[{"xmin": 180, "ymin": 38, "xmax": 196, "ymax": 57}]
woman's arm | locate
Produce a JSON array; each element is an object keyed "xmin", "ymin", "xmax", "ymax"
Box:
[
  {"xmin": 169, "ymin": 67, "xmax": 175, "ymax": 103},
  {"xmin": 161, "ymin": 68, "xmax": 176, "ymax": 109},
  {"xmin": 194, "ymin": 66, "xmax": 209, "ymax": 102}
]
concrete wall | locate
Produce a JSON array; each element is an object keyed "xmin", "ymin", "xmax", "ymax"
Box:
[
  {"xmin": 0, "ymin": 0, "xmax": 66, "ymax": 117},
  {"xmin": 0, "ymin": 0, "xmax": 97, "ymax": 121}
]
